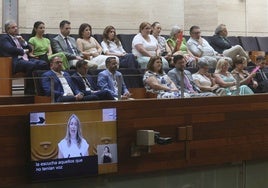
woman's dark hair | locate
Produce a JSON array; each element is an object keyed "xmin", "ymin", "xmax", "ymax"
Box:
[
  {"xmin": 103, "ymin": 25, "xmax": 120, "ymax": 47},
  {"xmin": 150, "ymin": 22, "xmax": 160, "ymax": 34},
  {"xmin": 146, "ymin": 56, "xmax": 163, "ymax": 74},
  {"xmin": 104, "ymin": 146, "xmax": 110, "ymax": 153},
  {"xmin": 78, "ymin": 23, "xmax": 92, "ymax": 39},
  {"xmin": 31, "ymin": 21, "xmax": 44, "ymax": 37},
  {"xmin": 233, "ymin": 55, "xmax": 247, "ymax": 68}
]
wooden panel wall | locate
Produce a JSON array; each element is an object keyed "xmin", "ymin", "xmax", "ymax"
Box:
[
  {"xmin": 1, "ymin": 95, "xmax": 268, "ymax": 186},
  {"xmin": 116, "ymin": 95, "xmax": 268, "ymax": 173},
  {"xmin": 0, "ymin": 96, "xmax": 34, "ymax": 105}
]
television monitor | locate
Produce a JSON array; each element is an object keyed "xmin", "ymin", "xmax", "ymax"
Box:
[{"xmin": 29, "ymin": 108, "xmax": 117, "ymax": 181}]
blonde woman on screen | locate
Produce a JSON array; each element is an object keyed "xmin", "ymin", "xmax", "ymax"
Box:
[{"xmin": 58, "ymin": 114, "xmax": 89, "ymax": 158}]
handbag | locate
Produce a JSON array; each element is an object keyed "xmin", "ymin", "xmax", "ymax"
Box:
[{"xmin": 213, "ymin": 87, "xmax": 227, "ymax": 96}]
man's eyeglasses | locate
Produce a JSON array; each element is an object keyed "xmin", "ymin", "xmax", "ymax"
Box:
[
  {"xmin": 191, "ymin": 31, "xmax": 201, "ymax": 35},
  {"xmin": 54, "ymin": 61, "xmax": 63, "ymax": 64}
]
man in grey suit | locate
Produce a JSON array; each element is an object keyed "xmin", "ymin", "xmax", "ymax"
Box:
[
  {"xmin": 51, "ymin": 20, "xmax": 97, "ymax": 70},
  {"xmin": 168, "ymin": 55, "xmax": 215, "ymax": 97}
]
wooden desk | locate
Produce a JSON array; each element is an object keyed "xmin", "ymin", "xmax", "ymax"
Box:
[{"xmin": 1, "ymin": 95, "xmax": 268, "ymax": 186}]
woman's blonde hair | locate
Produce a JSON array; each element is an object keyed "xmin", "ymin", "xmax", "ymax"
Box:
[
  {"xmin": 215, "ymin": 58, "xmax": 230, "ymax": 73},
  {"xmin": 65, "ymin": 114, "xmax": 83, "ymax": 148},
  {"xmin": 139, "ymin": 22, "xmax": 151, "ymax": 33}
]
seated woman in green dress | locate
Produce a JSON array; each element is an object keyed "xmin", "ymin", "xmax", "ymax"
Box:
[
  {"xmin": 28, "ymin": 21, "xmax": 68, "ymax": 69},
  {"xmin": 167, "ymin": 25, "xmax": 196, "ymax": 67}
]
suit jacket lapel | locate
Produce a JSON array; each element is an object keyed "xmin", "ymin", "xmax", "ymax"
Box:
[
  {"xmin": 7, "ymin": 35, "xmax": 17, "ymax": 47},
  {"xmin": 86, "ymin": 75, "xmax": 96, "ymax": 89}
]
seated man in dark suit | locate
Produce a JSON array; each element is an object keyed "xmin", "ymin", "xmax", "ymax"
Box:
[
  {"xmin": 0, "ymin": 20, "xmax": 49, "ymax": 94},
  {"xmin": 253, "ymin": 56, "xmax": 268, "ymax": 93},
  {"xmin": 210, "ymin": 24, "xmax": 249, "ymax": 63},
  {"xmin": 72, "ymin": 60, "xmax": 114, "ymax": 100},
  {"xmin": 51, "ymin": 20, "xmax": 97, "ymax": 70},
  {"xmin": 41, "ymin": 55, "xmax": 98, "ymax": 102}
]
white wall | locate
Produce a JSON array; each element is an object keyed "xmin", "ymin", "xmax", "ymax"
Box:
[{"xmin": 0, "ymin": 0, "xmax": 268, "ymax": 36}]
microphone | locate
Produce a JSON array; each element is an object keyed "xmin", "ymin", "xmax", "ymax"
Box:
[
  {"xmin": 116, "ymin": 75, "xmax": 122, "ymax": 100},
  {"xmin": 180, "ymin": 70, "xmax": 185, "ymax": 98}
]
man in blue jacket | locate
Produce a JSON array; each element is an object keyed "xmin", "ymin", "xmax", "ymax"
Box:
[
  {"xmin": 97, "ymin": 57, "xmax": 131, "ymax": 100},
  {"xmin": 72, "ymin": 60, "xmax": 114, "ymax": 100}
]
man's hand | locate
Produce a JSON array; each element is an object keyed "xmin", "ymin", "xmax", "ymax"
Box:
[
  {"xmin": 75, "ymin": 93, "xmax": 84, "ymax": 101},
  {"xmin": 121, "ymin": 92, "xmax": 132, "ymax": 99},
  {"xmin": 76, "ymin": 56, "xmax": 83, "ymax": 60},
  {"xmin": 16, "ymin": 35, "xmax": 25, "ymax": 43}
]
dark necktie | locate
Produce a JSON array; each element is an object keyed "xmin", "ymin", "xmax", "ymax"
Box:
[
  {"xmin": 259, "ymin": 69, "xmax": 267, "ymax": 81},
  {"xmin": 83, "ymin": 77, "xmax": 91, "ymax": 89},
  {"xmin": 64, "ymin": 37, "xmax": 74, "ymax": 54}
]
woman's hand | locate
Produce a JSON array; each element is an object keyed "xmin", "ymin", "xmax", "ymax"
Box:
[
  {"xmin": 211, "ymin": 84, "xmax": 219, "ymax": 91},
  {"xmin": 82, "ymin": 52, "xmax": 91, "ymax": 59},
  {"xmin": 170, "ymin": 88, "xmax": 179, "ymax": 92},
  {"xmin": 249, "ymin": 72, "xmax": 256, "ymax": 78},
  {"xmin": 91, "ymin": 52, "xmax": 100, "ymax": 57},
  {"xmin": 75, "ymin": 93, "xmax": 84, "ymax": 101},
  {"xmin": 28, "ymin": 52, "xmax": 38, "ymax": 59}
]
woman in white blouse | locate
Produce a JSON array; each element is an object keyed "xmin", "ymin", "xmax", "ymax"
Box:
[
  {"xmin": 132, "ymin": 22, "xmax": 169, "ymax": 69},
  {"xmin": 58, "ymin": 114, "xmax": 89, "ymax": 158},
  {"xmin": 101, "ymin": 25, "xmax": 138, "ymax": 68},
  {"xmin": 192, "ymin": 61, "xmax": 226, "ymax": 96}
]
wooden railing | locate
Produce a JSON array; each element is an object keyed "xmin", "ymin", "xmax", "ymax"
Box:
[
  {"xmin": 0, "ymin": 57, "xmax": 26, "ymax": 95},
  {"xmin": 0, "ymin": 57, "xmax": 13, "ymax": 95}
]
